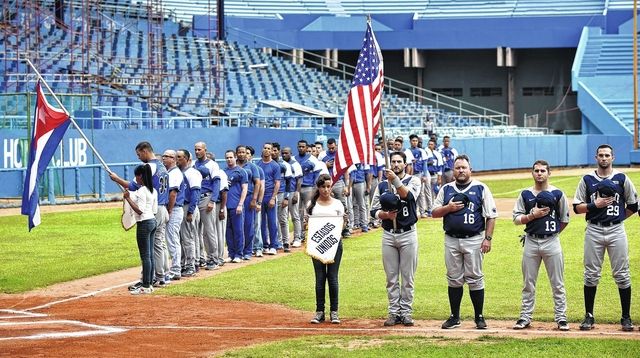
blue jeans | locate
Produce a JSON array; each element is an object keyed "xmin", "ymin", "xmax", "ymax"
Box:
[
  {"xmin": 312, "ymin": 242, "xmax": 343, "ymax": 312},
  {"xmin": 136, "ymin": 218, "xmax": 157, "ymax": 287}
]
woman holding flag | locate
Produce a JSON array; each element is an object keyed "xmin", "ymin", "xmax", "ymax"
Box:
[{"xmin": 305, "ymin": 174, "xmax": 347, "ymax": 324}]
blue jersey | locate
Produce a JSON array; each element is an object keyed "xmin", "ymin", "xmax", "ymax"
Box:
[
  {"xmin": 240, "ymin": 162, "xmax": 260, "ymax": 194},
  {"xmin": 410, "ymin": 147, "xmax": 426, "ymax": 174},
  {"xmin": 224, "ymin": 165, "xmax": 248, "ymax": 209},
  {"xmin": 573, "ymin": 171, "xmax": 637, "ymax": 224},
  {"xmin": 182, "ymin": 166, "xmax": 202, "ymax": 215},
  {"xmin": 371, "ymin": 175, "xmax": 421, "ymax": 230},
  {"xmin": 167, "ymin": 166, "xmax": 185, "ymax": 206},
  {"xmin": 277, "ymin": 160, "xmax": 288, "ymax": 194},
  {"xmin": 295, "ymin": 153, "xmax": 320, "ymax": 187},
  {"xmin": 322, "ymin": 151, "xmax": 345, "ymax": 181},
  {"xmin": 194, "ymin": 158, "xmax": 219, "ymax": 194},
  {"xmin": 257, "ymin": 160, "xmax": 282, "ymax": 199},
  {"xmin": 285, "ymin": 158, "xmax": 302, "ymax": 192},
  {"xmin": 516, "ymin": 188, "xmax": 568, "ymax": 236},
  {"xmin": 129, "ymin": 158, "xmax": 169, "ymax": 206},
  {"xmin": 350, "ymin": 164, "xmax": 368, "ymax": 184},
  {"xmin": 440, "ymin": 147, "xmax": 457, "ymax": 170},
  {"xmin": 436, "ymin": 180, "xmax": 498, "ymax": 237}
]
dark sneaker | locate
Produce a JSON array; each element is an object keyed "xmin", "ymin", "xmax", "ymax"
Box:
[
  {"xmin": 182, "ymin": 269, "xmax": 196, "ymax": 277},
  {"xmin": 283, "ymin": 243, "xmax": 291, "ymax": 253},
  {"xmin": 128, "ymin": 281, "xmax": 143, "ymax": 291},
  {"xmin": 198, "ymin": 260, "xmax": 207, "ymax": 268},
  {"xmin": 383, "ymin": 314, "xmax": 401, "ymax": 326},
  {"xmin": 441, "ymin": 315, "xmax": 461, "ymax": 329},
  {"xmin": 401, "ymin": 315, "xmax": 414, "ymax": 326},
  {"xmin": 580, "ymin": 313, "xmax": 595, "ymax": 331},
  {"xmin": 330, "ymin": 311, "xmax": 340, "ymax": 324},
  {"xmin": 169, "ymin": 273, "xmax": 181, "ymax": 281},
  {"xmin": 342, "ymin": 229, "xmax": 351, "ymax": 238},
  {"xmin": 557, "ymin": 320, "xmax": 569, "ymax": 331},
  {"xmin": 310, "ymin": 311, "xmax": 325, "ymax": 324},
  {"xmin": 206, "ymin": 261, "xmax": 218, "ymax": 270},
  {"xmin": 513, "ymin": 318, "xmax": 530, "ymax": 330},
  {"xmin": 622, "ymin": 317, "xmax": 634, "ymax": 331},
  {"xmin": 475, "ymin": 315, "xmax": 487, "ymax": 329},
  {"xmin": 152, "ymin": 280, "xmax": 169, "ymax": 288}
]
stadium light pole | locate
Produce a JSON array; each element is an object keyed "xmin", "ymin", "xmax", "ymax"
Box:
[{"xmin": 634, "ymin": 0, "xmax": 638, "ymax": 149}]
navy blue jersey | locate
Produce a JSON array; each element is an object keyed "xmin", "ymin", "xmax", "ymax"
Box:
[
  {"xmin": 434, "ymin": 180, "xmax": 498, "ymax": 237},
  {"xmin": 515, "ymin": 188, "xmax": 569, "ymax": 236},
  {"xmin": 371, "ymin": 175, "xmax": 420, "ymax": 230},
  {"xmin": 439, "ymin": 147, "xmax": 457, "ymax": 170},
  {"xmin": 129, "ymin": 159, "xmax": 169, "ymax": 206},
  {"xmin": 573, "ymin": 171, "xmax": 638, "ymax": 224}
]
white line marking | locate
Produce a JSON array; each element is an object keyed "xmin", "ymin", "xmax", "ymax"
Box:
[
  {"xmin": 119, "ymin": 325, "xmax": 636, "ymax": 337},
  {"xmin": 0, "ymin": 309, "xmax": 48, "ymax": 319},
  {"xmin": 0, "ymin": 319, "xmax": 126, "ymax": 341},
  {"xmin": 25, "ymin": 281, "xmax": 138, "ymax": 311}
]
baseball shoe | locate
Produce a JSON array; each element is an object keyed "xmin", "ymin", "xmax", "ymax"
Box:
[
  {"xmin": 441, "ymin": 315, "xmax": 461, "ymax": 329},
  {"xmin": 182, "ymin": 269, "xmax": 196, "ymax": 277},
  {"xmin": 580, "ymin": 313, "xmax": 595, "ymax": 331},
  {"xmin": 383, "ymin": 314, "xmax": 401, "ymax": 326},
  {"xmin": 128, "ymin": 281, "xmax": 143, "ymax": 291},
  {"xmin": 621, "ymin": 317, "xmax": 634, "ymax": 331},
  {"xmin": 168, "ymin": 273, "xmax": 181, "ymax": 281},
  {"xmin": 256, "ymin": 250, "xmax": 264, "ymax": 257},
  {"xmin": 283, "ymin": 243, "xmax": 290, "ymax": 253},
  {"xmin": 475, "ymin": 315, "xmax": 487, "ymax": 329},
  {"xmin": 401, "ymin": 315, "xmax": 414, "ymax": 326},
  {"xmin": 291, "ymin": 240, "xmax": 302, "ymax": 248},
  {"xmin": 420, "ymin": 213, "xmax": 429, "ymax": 218},
  {"xmin": 152, "ymin": 280, "xmax": 169, "ymax": 288},
  {"xmin": 242, "ymin": 255, "xmax": 252, "ymax": 260},
  {"xmin": 130, "ymin": 286, "xmax": 153, "ymax": 295},
  {"xmin": 557, "ymin": 320, "xmax": 569, "ymax": 331},
  {"xmin": 360, "ymin": 225, "xmax": 369, "ymax": 233},
  {"xmin": 513, "ymin": 318, "xmax": 530, "ymax": 330},
  {"xmin": 330, "ymin": 311, "xmax": 341, "ymax": 324},
  {"xmin": 198, "ymin": 259, "xmax": 207, "ymax": 268},
  {"xmin": 341, "ymin": 229, "xmax": 351, "ymax": 238},
  {"xmin": 231, "ymin": 257, "xmax": 242, "ymax": 263},
  {"xmin": 310, "ymin": 311, "xmax": 325, "ymax": 324},
  {"xmin": 206, "ymin": 261, "xmax": 218, "ymax": 270}
]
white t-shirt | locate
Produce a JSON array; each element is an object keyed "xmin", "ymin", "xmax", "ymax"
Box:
[
  {"xmin": 131, "ymin": 186, "xmax": 158, "ymax": 222},
  {"xmin": 311, "ymin": 197, "xmax": 345, "ymax": 217}
]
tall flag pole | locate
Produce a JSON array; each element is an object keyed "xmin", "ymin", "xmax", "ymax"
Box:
[
  {"xmin": 332, "ymin": 17, "xmax": 384, "ymax": 183},
  {"xmin": 21, "ymin": 59, "xmax": 116, "ymax": 230}
]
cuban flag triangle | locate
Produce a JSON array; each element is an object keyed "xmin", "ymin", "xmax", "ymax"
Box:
[{"xmin": 21, "ymin": 82, "xmax": 71, "ymax": 230}]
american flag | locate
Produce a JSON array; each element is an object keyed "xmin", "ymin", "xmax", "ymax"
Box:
[{"xmin": 332, "ymin": 21, "xmax": 383, "ymax": 184}]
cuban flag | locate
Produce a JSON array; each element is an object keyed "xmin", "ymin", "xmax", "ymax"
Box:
[{"xmin": 21, "ymin": 82, "xmax": 71, "ymax": 231}]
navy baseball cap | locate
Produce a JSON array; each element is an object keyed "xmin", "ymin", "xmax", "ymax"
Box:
[
  {"xmin": 380, "ymin": 192, "xmax": 401, "ymax": 211},
  {"xmin": 449, "ymin": 192, "xmax": 470, "ymax": 206},
  {"xmin": 535, "ymin": 191, "xmax": 556, "ymax": 209},
  {"xmin": 597, "ymin": 179, "xmax": 617, "ymax": 198}
]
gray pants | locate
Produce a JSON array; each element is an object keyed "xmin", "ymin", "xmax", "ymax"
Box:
[
  {"xmin": 298, "ymin": 186, "xmax": 314, "ymax": 240},
  {"xmin": 289, "ymin": 193, "xmax": 301, "ymax": 242},
  {"xmin": 369, "ymin": 177, "xmax": 380, "ymax": 226},
  {"xmin": 352, "ymin": 182, "xmax": 367, "ymax": 229},
  {"xmin": 213, "ymin": 201, "xmax": 226, "ymax": 264},
  {"xmin": 180, "ymin": 204, "xmax": 199, "ymax": 271},
  {"xmin": 332, "ymin": 181, "xmax": 350, "ymax": 228},
  {"xmin": 427, "ymin": 175, "xmax": 438, "ymax": 212},
  {"xmin": 520, "ymin": 234, "xmax": 567, "ymax": 323},
  {"xmin": 414, "ymin": 173, "xmax": 431, "ymax": 216},
  {"xmin": 584, "ymin": 223, "xmax": 631, "ymax": 288},
  {"xmin": 154, "ymin": 205, "xmax": 169, "ymax": 281},
  {"xmin": 445, "ymin": 234, "xmax": 484, "ymax": 290},
  {"xmin": 254, "ymin": 203, "xmax": 263, "ymax": 251},
  {"xmin": 198, "ymin": 195, "xmax": 217, "ymax": 263},
  {"xmin": 382, "ymin": 227, "xmax": 418, "ymax": 316},
  {"xmin": 166, "ymin": 206, "xmax": 184, "ymax": 276},
  {"xmin": 277, "ymin": 192, "xmax": 288, "ymax": 246}
]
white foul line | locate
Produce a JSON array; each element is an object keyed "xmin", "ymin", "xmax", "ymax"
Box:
[
  {"xmin": 0, "ymin": 319, "xmax": 126, "ymax": 341},
  {"xmin": 24, "ymin": 281, "xmax": 139, "ymax": 312},
  {"xmin": 0, "ymin": 309, "xmax": 48, "ymax": 319}
]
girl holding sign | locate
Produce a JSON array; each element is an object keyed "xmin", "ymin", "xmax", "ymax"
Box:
[{"xmin": 306, "ymin": 174, "xmax": 346, "ymax": 324}]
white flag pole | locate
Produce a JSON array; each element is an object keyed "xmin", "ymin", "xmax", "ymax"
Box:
[{"xmin": 24, "ymin": 58, "xmax": 113, "ymax": 173}]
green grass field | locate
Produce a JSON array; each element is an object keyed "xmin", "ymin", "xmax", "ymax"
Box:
[{"xmin": 3, "ymin": 173, "xmax": 640, "ymax": 355}]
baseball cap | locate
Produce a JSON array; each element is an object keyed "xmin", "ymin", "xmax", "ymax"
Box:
[
  {"xmin": 597, "ymin": 179, "xmax": 617, "ymax": 198},
  {"xmin": 535, "ymin": 191, "xmax": 556, "ymax": 209},
  {"xmin": 379, "ymin": 192, "xmax": 401, "ymax": 212}
]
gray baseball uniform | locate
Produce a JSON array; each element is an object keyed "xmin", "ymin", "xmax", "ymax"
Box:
[{"xmin": 513, "ymin": 185, "xmax": 570, "ymax": 323}]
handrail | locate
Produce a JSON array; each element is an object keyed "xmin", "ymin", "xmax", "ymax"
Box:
[{"xmin": 227, "ymin": 26, "xmax": 509, "ymax": 125}]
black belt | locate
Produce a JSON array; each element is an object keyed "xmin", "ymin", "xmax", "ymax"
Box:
[
  {"xmin": 384, "ymin": 225, "xmax": 415, "ymax": 234},
  {"xmin": 588, "ymin": 220, "xmax": 621, "ymax": 227},
  {"xmin": 200, "ymin": 192, "xmax": 211, "ymax": 198},
  {"xmin": 429, "ymin": 171, "xmax": 437, "ymax": 175},
  {"xmin": 302, "ymin": 185, "xmax": 313, "ymax": 188},
  {"xmin": 446, "ymin": 232, "xmax": 478, "ymax": 238},
  {"xmin": 529, "ymin": 233, "xmax": 555, "ymax": 239}
]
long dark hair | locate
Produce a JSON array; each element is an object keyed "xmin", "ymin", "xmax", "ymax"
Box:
[
  {"xmin": 307, "ymin": 174, "xmax": 332, "ymax": 215},
  {"xmin": 134, "ymin": 164, "xmax": 154, "ymax": 193}
]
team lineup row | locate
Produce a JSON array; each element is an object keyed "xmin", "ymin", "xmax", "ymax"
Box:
[{"xmin": 109, "ymin": 137, "xmax": 635, "ymax": 332}]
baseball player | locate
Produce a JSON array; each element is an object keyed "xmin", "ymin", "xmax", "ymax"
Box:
[
  {"xmin": 223, "ymin": 150, "xmax": 249, "ymax": 262},
  {"xmin": 425, "ymin": 139, "xmax": 443, "ymax": 215},
  {"xmin": 271, "ymin": 142, "xmax": 293, "ymax": 252},
  {"xmin": 573, "ymin": 144, "xmax": 638, "ymax": 332},
  {"xmin": 438, "ymin": 136, "xmax": 458, "ymax": 184},
  {"xmin": 295, "ymin": 140, "xmax": 325, "ymax": 241},
  {"xmin": 432, "ymin": 154, "xmax": 497, "ymax": 330},
  {"xmin": 349, "ymin": 163, "xmax": 370, "ymax": 233},
  {"xmin": 194, "ymin": 142, "xmax": 222, "ymax": 270},
  {"xmin": 409, "ymin": 134, "xmax": 431, "ymax": 218},
  {"xmin": 162, "ymin": 150, "xmax": 184, "ymax": 281},
  {"xmin": 110, "ymin": 141, "xmax": 170, "ymax": 289},
  {"xmin": 370, "ymin": 151, "xmax": 421, "ymax": 327},
  {"xmin": 237, "ymin": 145, "xmax": 261, "ymax": 260},
  {"xmin": 257, "ymin": 142, "xmax": 282, "ymax": 255},
  {"xmin": 512, "ymin": 160, "xmax": 570, "ymax": 331},
  {"xmin": 176, "ymin": 149, "xmax": 201, "ymax": 277},
  {"xmin": 283, "ymin": 147, "xmax": 304, "ymax": 247}
]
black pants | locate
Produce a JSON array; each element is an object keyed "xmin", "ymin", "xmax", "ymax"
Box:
[{"xmin": 312, "ymin": 242, "xmax": 343, "ymax": 312}]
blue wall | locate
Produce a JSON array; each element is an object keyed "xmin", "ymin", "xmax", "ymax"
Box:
[
  {"xmin": 0, "ymin": 129, "xmax": 633, "ymax": 198},
  {"xmin": 192, "ymin": 13, "xmax": 621, "ymax": 50}
]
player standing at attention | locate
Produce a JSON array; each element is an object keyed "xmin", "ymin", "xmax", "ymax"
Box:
[
  {"xmin": 223, "ymin": 150, "xmax": 249, "ymax": 263},
  {"xmin": 370, "ymin": 151, "xmax": 421, "ymax": 327},
  {"xmin": 512, "ymin": 160, "xmax": 570, "ymax": 331},
  {"xmin": 432, "ymin": 154, "xmax": 497, "ymax": 330},
  {"xmin": 573, "ymin": 144, "xmax": 638, "ymax": 332},
  {"xmin": 438, "ymin": 136, "xmax": 458, "ymax": 184}
]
